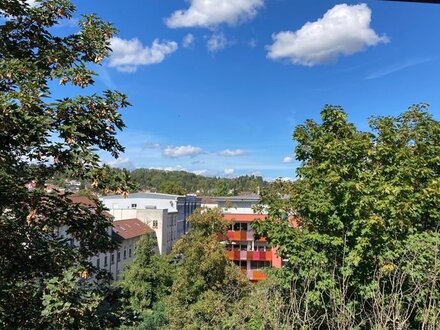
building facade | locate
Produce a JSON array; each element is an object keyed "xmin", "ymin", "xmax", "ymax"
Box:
[
  {"xmin": 204, "ymin": 195, "xmax": 281, "ymax": 281},
  {"xmin": 223, "ymin": 213, "xmax": 281, "ymax": 281},
  {"xmin": 90, "ymin": 218, "xmax": 154, "ymax": 280},
  {"xmin": 101, "ymin": 192, "xmax": 201, "ymax": 254}
]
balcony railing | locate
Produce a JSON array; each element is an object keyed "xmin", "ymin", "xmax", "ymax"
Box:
[
  {"xmin": 226, "ymin": 230, "xmax": 266, "ymax": 242},
  {"xmin": 246, "ymin": 270, "xmax": 267, "ymax": 281},
  {"xmin": 227, "ymin": 250, "xmax": 272, "ymax": 261}
]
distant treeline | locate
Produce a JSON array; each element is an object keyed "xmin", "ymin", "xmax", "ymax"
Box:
[{"xmin": 130, "ymin": 169, "xmax": 268, "ymax": 196}]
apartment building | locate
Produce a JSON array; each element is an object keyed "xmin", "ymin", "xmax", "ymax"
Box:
[
  {"xmin": 223, "ymin": 213, "xmax": 282, "ymax": 281},
  {"xmin": 205, "ymin": 195, "xmax": 281, "ymax": 281}
]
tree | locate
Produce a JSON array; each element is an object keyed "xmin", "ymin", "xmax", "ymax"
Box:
[
  {"xmin": 118, "ymin": 234, "xmax": 173, "ymax": 315},
  {"xmin": 163, "ymin": 208, "xmax": 250, "ymax": 329},
  {"xmin": 158, "ymin": 181, "xmax": 186, "ymax": 195},
  {"xmin": 254, "ymin": 104, "xmax": 440, "ymax": 328},
  {"xmin": 0, "ymin": 0, "xmax": 134, "ymax": 327}
]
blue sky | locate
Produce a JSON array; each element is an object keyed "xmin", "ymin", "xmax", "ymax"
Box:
[{"xmin": 56, "ymin": 0, "xmax": 440, "ymax": 180}]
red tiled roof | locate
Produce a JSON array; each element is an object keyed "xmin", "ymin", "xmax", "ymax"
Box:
[
  {"xmin": 113, "ymin": 219, "xmax": 154, "ymax": 240},
  {"xmin": 68, "ymin": 195, "xmax": 97, "ymax": 207},
  {"xmin": 222, "ymin": 213, "xmax": 267, "ymax": 222}
]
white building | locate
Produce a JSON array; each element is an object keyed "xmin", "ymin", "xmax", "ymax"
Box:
[
  {"xmin": 62, "ymin": 196, "xmax": 154, "ymax": 281},
  {"xmin": 90, "ymin": 218, "xmax": 154, "ymax": 280},
  {"xmin": 101, "ymin": 192, "xmax": 201, "ymax": 254},
  {"xmin": 202, "ymin": 194, "xmax": 261, "ymax": 214}
]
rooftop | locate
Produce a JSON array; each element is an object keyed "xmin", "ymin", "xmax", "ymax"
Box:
[
  {"xmin": 102, "ymin": 192, "xmax": 181, "ymax": 200},
  {"xmin": 211, "ymin": 194, "xmax": 261, "ymax": 202},
  {"xmin": 113, "ymin": 219, "xmax": 154, "ymax": 240},
  {"xmin": 223, "ymin": 213, "xmax": 267, "ymax": 222}
]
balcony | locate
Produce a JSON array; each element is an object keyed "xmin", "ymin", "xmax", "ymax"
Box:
[
  {"xmin": 246, "ymin": 270, "xmax": 266, "ymax": 281},
  {"xmin": 227, "ymin": 250, "xmax": 272, "ymax": 261},
  {"xmin": 226, "ymin": 230, "xmax": 266, "ymax": 242}
]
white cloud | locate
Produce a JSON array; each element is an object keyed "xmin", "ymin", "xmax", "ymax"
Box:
[
  {"xmin": 109, "ymin": 37, "xmax": 178, "ymax": 73},
  {"xmin": 151, "ymin": 165, "xmax": 187, "ymax": 172},
  {"xmin": 224, "ymin": 168, "xmax": 235, "ymax": 175},
  {"xmin": 107, "ymin": 157, "xmax": 135, "ymax": 170},
  {"xmin": 283, "ymin": 156, "xmax": 294, "ymax": 163},
  {"xmin": 163, "ymin": 145, "xmax": 203, "ymax": 158},
  {"xmin": 182, "ymin": 34, "xmax": 195, "ymax": 48},
  {"xmin": 267, "ymin": 3, "xmax": 388, "ymax": 66},
  {"xmin": 207, "ymin": 32, "xmax": 227, "ymax": 52},
  {"xmin": 192, "ymin": 169, "xmax": 208, "ymax": 176},
  {"xmin": 166, "ymin": 0, "xmax": 264, "ymax": 28},
  {"xmin": 219, "ymin": 149, "xmax": 246, "ymax": 157}
]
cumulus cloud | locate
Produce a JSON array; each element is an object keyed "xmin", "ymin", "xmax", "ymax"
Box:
[
  {"xmin": 283, "ymin": 156, "xmax": 294, "ymax": 163},
  {"xmin": 267, "ymin": 3, "xmax": 388, "ymax": 66},
  {"xmin": 192, "ymin": 169, "xmax": 208, "ymax": 176},
  {"xmin": 151, "ymin": 165, "xmax": 187, "ymax": 172},
  {"xmin": 207, "ymin": 32, "xmax": 228, "ymax": 52},
  {"xmin": 109, "ymin": 37, "xmax": 178, "ymax": 72},
  {"xmin": 166, "ymin": 0, "xmax": 264, "ymax": 28},
  {"xmin": 107, "ymin": 157, "xmax": 135, "ymax": 170},
  {"xmin": 163, "ymin": 145, "xmax": 204, "ymax": 158},
  {"xmin": 182, "ymin": 34, "xmax": 195, "ymax": 48},
  {"xmin": 219, "ymin": 149, "xmax": 246, "ymax": 157},
  {"xmin": 224, "ymin": 168, "xmax": 235, "ymax": 175}
]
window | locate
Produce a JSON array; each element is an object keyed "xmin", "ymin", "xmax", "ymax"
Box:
[
  {"xmin": 123, "ymin": 249, "xmax": 127, "ymax": 260},
  {"xmin": 131, "ymin": 203, "xmax": 137, "ymax": 208},
  {"xmin": 250, "ymin": 261, "xmax": 271, "ymax": 269},
  {"xmin": 128, "ymin": 246, "xmax": 132, "ymax": 258},
  {"xmin": 234, "ymin": 260, "xmax": 247, "ymax": 270},
  {"xmin": 96, "ymin": 258, "xmax": 100, "ymax": 268},
  {"xmin": 104, "ymin": 255, "xmax": 108, "ymax": 267},
  {"xmin": 111, "ymin": 253, "xmax": 115, "ymax": 264},
  {"xmin": 153, "ymin": 220, "xmax": 158, "ymax": 228},
  {"xmin": 117, "ymin": 251, "xmax": 121, "ymax": 261}
]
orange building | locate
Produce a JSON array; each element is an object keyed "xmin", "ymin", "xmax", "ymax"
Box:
[{"xmin": 223, "ymin": 213, "xmax": 282, "ymax": 281}]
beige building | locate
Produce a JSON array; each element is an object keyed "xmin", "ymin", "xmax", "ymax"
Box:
[
  {"xmin": 108, "ymin": 208, "xmax": 177, "ymax": 255},
  {"xmin": 90, "ymin": 218, "xmax": 154, "ymax": 280}
]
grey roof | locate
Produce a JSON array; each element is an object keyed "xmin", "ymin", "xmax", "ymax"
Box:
[
  {"xmin": 211, "ymin": 194, "xmax": 260, "ymax": 202},
  {"xmin": 101, "ymin": 192, "xmax": 181, "ymax": 200}
]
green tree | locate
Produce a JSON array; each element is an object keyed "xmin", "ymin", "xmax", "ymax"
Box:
[
  {"xmin": 119, "ymin": 234, "xmax": 173, "ymax": 315},
  {"xmin": 0, "ymin": 0, "xmax": 134, "ymax": 327},
  {"xmin": 254, "ymin": 104, "xmax": 440, "ymax": 328},
  {"xmin": 164, "ymin": 208, "xmax": 250, "ymax": 329},
  {"xmin": 158, "ymin": 181, "xmax": 186, "ymax": 195}
]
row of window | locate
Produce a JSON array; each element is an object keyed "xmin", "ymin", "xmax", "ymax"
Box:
[
  {"xmin": 233, "ymin": 260, "xmax": 271, "ymax": 269},
  {"xmin": 227, "ymin": 243, "xmax": 268, "ymax": 252},
  {"xmin": 95, "ymin": 245, "xmax": 133, "ymax": 268},
  {"xmin": 227, "ymin": 223, "xmax": 250, "ymax": 231}
]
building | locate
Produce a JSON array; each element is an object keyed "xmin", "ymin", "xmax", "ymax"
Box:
[
  {"xmin": 90, "ymin": 218, "xmax": 154, "ymax": 280},
  {"xmin": 64, "ymin": 195, "xmax": 154, "ymax": 280},
  {"xmin": 223, "ymin": 213, "xmax": 282, "ymax": 281},
  {"xmin": 101, "ymin": 192, "xmax": 201, "ymax": 254},
  {"xmin": 204, "ymin": 194, "xmax": 261, "ymax": 214},
  {"xmin": 177, "ymin": 194, "xmax": 201, "ymax": 236},
  {"xmin": 205, "ymin": 195, "xmax": 281, "ymax": 281}
]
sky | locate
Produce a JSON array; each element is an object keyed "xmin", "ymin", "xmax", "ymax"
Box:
[{"xmin": 50, "ymin": 0, "xmax": 440, "ymax": 180}]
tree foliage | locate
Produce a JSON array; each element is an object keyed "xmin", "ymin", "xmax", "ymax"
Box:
[
  {"xmin": 118, "ymin": 234, "xmax": 173, "ymax": 315},
  {"xmin": 254, "ymin": 104, "xmax": 440, "ymax": 328},
  {"xmin": 0, "ymin": 0, "xmax": 134, "ymax": 327},
  {"xmin": 130, "ymin": 168, "xmax": 266, "ymax": 195}
]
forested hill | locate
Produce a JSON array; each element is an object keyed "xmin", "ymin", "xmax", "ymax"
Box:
[{"xmin": 130, "ymin": 169, "xmax": 268, "ymax": 196}]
